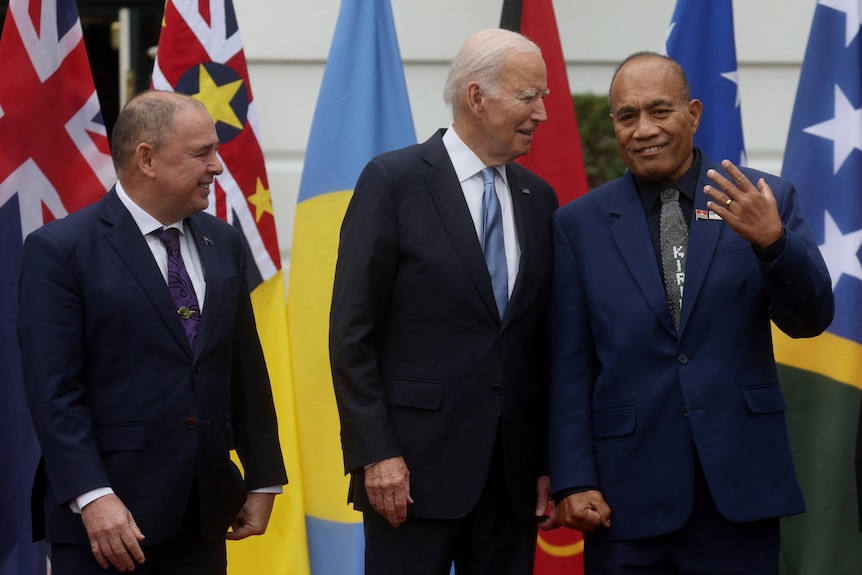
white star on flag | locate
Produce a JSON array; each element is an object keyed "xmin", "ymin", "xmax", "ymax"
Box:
[
  {"xmin": 803, "ymin": 84, "xmax": 862, "ymax": 174},
  {"xmin": 819, "ymin": 0, "xmax": 862, "ymax": 47},
  {"xmin": 720, "ymin": 69, "xmax": 741, "ymax": 108},
  {"xmin": 820, "ymin": 209, "xmax": 862, "ymax": 289}
]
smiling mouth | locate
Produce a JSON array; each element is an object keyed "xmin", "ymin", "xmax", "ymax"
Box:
[{"xmin": 634, "ymin": 144, "xmax": 665, "ymax": 154}]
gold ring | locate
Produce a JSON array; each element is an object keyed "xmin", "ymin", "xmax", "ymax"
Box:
[{"xmin": 725, "ymin": 198, "xmax": 733, "ymax": 207}]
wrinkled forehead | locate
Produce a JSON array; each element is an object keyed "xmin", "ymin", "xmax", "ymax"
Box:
[{"xmin": 611, "ymin": 59, "xmax": 685, "ymax": 109}]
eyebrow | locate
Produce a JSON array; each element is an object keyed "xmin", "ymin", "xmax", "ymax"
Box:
[
  {"xmin": 614, "ymin": 98, "xmax": 675, "ymax": 115},
  {"xmin": 516, "ymin": 88, "xmax": 551, "ymax": 98}
]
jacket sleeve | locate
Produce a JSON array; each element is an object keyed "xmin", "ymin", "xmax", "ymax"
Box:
[{"xmin": 329, "ymin": 158, "xmax": 403, "ymax": 473}]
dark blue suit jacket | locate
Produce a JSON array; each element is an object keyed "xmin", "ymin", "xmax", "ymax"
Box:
[
  {"xmin": 330, "ymin": 130, "xmax": 558, "ymax": 522},
  {"xmin": 18, "ymin": 188, "xmax": 287, "ymax": 545},
  {"xmin": 548, "ymin": 154, "xmax": 833, "ymax": 541}
]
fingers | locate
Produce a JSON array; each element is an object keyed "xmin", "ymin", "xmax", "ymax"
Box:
[
  {"xmin": 365, "ymin": 456, "xmax": 412, "ymax": 527},
  {"xmin": 226, "ymin": 492, "xmax": 276, "ymax": 540},
  {"xmin": 557, "ymin": 490, "xmax": 612, "ymax": 533},
  {"xmin": 93, "ymin": 532, "xmax": 144, "ymax": 572},
  {"xmin": 82, "ymin": 494, "xmax": 146, "ymax": 571},
  {"xmin": 535, "ymin": 475, "xmax": 551, "ymax": 517},
  {"xmin": 703, "ymin": 161, "xmax": 783, "ymax": 248}
]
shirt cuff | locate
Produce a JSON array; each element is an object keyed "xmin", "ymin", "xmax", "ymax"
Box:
[
  {"xmin": 753, "ymin": 228, "xmax": 787, "ymax": 263},
  {"xmin": 71, "ymin": 487, "xmax": 114, "ymax": 514},
  {"xmin": 250, "ymin": 485, "xmax": 283, "ymax": 494}
]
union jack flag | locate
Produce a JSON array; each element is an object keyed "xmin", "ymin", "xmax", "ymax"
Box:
[
  {"xmin": 0, "ymin": 0, "xmax": 114, "ymax": 234},
  {"xmin": 0, "ymin": 0, "xmax": 113, "ymax": 573},
  {"xmin": 152, "ymin": 0, "xmax": 281, "ymax": 287}
]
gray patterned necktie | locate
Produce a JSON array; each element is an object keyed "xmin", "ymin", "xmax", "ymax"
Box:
[{"xmin": 659, "ymin": 187, "xmax": 688, "ymax": 332}]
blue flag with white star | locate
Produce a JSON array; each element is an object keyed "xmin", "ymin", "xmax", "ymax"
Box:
[
  {"xmin": 664, "ymin": 0, "xmax": 746, "ymax": 165},
  {"xmin": 783, "ymin": 0, "xmax": 862, "ymax": 342},
  {"xmin": 774, "ymin": 1, "xmax": 862, "ymax": 572}
]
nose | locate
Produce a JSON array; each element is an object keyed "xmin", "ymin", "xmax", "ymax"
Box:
[
  {"xmin": 531, "ymin": 97, "xmax": 548, "ymax": 123},
  {"xmin": 210, "ymin": 152, "xmax": 224, "ymax": 176},
  {"xmin": 633, "ymin": 112, "xmax": 658, "ymax": 138}
]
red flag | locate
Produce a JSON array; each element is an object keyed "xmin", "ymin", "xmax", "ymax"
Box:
[
  {"xmin": 501, "ymin": 0, "xmax": 589, "ymax": 206},
  {"xmin": 150, "ymin": 3, "xmax": 311, "ymax": 573},
  {"xmin": 501, "ymin": 1, "xmax": 587, "ymax": 573},
  {"xmin": 0, "ymin": 1, "xmax": 114, "ymax": 573},
  {"xmin": 152, "ymin": 0, "xmax": 281, "ymax": 282}
]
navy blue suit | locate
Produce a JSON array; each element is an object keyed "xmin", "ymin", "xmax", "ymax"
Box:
[
  {"xmin": 330, "ymin": 129, "xmax": 557, "ymax": 523},
  {"xmin": 18, "ymin": 188, "xmax": 286, "ymax": 546},
  {"xmin": 548, "ymin": 154, "xmax": 833, "ymax": 543}
]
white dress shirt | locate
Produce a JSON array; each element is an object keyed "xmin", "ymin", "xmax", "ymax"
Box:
[{"xmin": 442, "ymin": 125, "xmax": 520, "ymax": 298}]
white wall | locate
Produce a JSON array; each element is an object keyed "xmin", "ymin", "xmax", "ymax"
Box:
[{"xmin": 232, "ymin": 0, "xmax": 818, "ymax": 270}]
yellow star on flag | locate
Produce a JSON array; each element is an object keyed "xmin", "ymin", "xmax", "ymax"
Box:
[
  {"xmin": 247, "ymin": 177, "xmax": 274, "ymax": 223},
  {"xmin": 192, "ymin": 64, "xmax": 244, "ymax": 130}
]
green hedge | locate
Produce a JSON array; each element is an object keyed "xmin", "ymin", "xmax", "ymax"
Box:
[{"xmin": 573, "ymin": 93, "xmax": 626, "ymax": 189}]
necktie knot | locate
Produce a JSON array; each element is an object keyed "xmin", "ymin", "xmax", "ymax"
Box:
[
  {"xmin": 661, "ymin": 186, "xmax": 680, "ymax": 205},
  {"xmin": 481, "ymin": 167, "xmax": 496, "ymax": 188},
  {"xmin": 157, "ymin": 227, "xmax": 180, "ymax": 254}
]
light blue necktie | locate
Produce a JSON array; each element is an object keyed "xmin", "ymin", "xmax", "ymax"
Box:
[{"xmin": 481, "ymin": 167, "xmax": 508, "ymax": 318}]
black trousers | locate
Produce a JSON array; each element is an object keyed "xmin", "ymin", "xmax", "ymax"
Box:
[{"xmin": 363, "ymin": 432, "xmax": 538, "ymax": 575}]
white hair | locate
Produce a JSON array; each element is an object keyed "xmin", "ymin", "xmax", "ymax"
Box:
[{"xmin": 443, "ymin": 28, "xmax": 542, "ymax": 118}]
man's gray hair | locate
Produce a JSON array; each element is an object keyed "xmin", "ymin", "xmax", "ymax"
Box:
[{"xmin": 443, "ymin": 28, "xmax": 541, "ymax": 117}]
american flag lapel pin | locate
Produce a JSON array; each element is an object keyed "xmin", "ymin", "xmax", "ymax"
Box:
[
  {"xmin": 521, "ymin": 188, "xmax": 530, "ymax": 195},
  {"xmin": 203, "ymin": 236, "xmax": 214, "ymax": 246}
]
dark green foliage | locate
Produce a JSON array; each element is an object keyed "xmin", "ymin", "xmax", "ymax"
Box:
[{"xmin": 573, "ymin": 93, "xmax": 627, "ymax": 189}]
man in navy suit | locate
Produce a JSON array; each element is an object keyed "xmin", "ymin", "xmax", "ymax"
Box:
[
  {"xmin": 548, "ymin": 52, "xmax": 833, "ymax": 574},
  {"xmin": 18, "ymin": 91, "xmax": 287, "ymax": 574},
  {"xmin": 329, "ymin": 28, "xmax": 558, "ymax": 575}
]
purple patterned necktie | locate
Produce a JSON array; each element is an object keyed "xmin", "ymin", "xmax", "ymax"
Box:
[{"xmin": 157, "ymin": 227, "xmax": 200, "ymax": 349}]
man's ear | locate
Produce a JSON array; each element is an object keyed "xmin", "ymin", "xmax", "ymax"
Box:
[
  {"xmin": 688, "ymin": 99, "xmax": 703, "ymax": 133},
  {"xmin": 466, "ymin": 81, "xmax": 484, "ymax": 114},
  {"xmin": 136, "ymin": 143, "xmax": 156, "ymax": 178}
]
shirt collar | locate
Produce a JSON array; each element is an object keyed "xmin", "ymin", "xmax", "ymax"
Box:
[
  {"xmin": 442, "ymin": 125, "xmax": 509, "ymax": 186},
  {"xmin": 634, "ymin": 147, "xmax": 702, "ymax": 211},
  {"xmin": 115, "ymin": 181, "xmax": 186, "ymax": 236}
]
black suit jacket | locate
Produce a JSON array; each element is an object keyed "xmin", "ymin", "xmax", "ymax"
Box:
[
  {"xmin": 18, "ymin": 188, "xmax": 287, "ymax": 545},
  {"xmin": 329, "ymin": 130, "xmax": 558, "ymax": 521}
]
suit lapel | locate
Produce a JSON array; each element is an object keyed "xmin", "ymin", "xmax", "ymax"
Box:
[
  {"xmin": 505, "ymin": 165, "xmax": 532, "ymax": 325},
  {"xmin": 185, "ymin": 215, "xmax": 219, "ymax": 359},
  {"xmin": 609, "ymin": 177, "xmax": 677, "ymax": 332},
  {"xmin": 422, "ymin": 133, "xmax": 501, "ymax": 321},
  {"xmin": 99, "ymin": 190, "xmax": 192, "ymax": 355},
  {"xmin": 678, "ymin": 161, "xmax": 723, "ymax": 334}
]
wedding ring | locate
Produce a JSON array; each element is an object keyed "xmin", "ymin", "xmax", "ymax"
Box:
[{"xmin": 725, "ymin": 198, "xmax": 733, "ymax": 207}]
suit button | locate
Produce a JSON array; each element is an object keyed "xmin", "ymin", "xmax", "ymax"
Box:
[
  {"xmin": 186, "ymin": 418, "xmax": 198, "ymax": 429},
  {"xmin": 491, "ymin": 384, "xmax": 502, "ymax": 395},
  {"xmin": 677, "ymin": 354, "xmax": 689, "ymax": 364},
  {"xmin": 193, "ymin": 364, "xmax": 202, "ymax": 373},
  {"xmin": 682, "ymin": 406, "xmax": 688, "ymax": 417}
]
